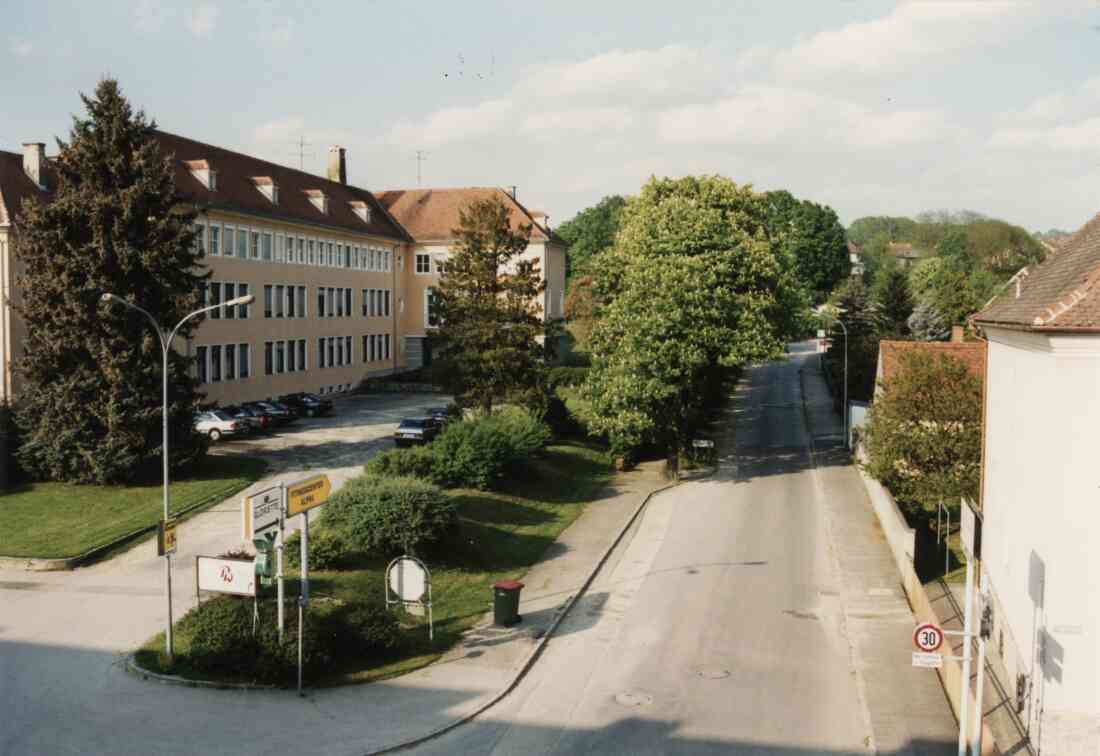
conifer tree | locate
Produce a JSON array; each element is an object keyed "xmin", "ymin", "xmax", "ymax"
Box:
[
  {"xmin": 433, "ymin": 196, "xmax": 550, "ymax": 414},
  {"xmin": 14, "ymin": 79, "xmax": 209, "ymax": 484},
  {"xmin": 874, "ymin": 267, "xmax": 914, "ymax": 336}
]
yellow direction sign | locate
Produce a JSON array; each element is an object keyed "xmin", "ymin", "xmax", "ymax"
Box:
[
  {"xmin": 286, "ymin": 474, "xmax": 332, "ymax": 517},
  {"xmin": 158, "ymin": 517, "xmax": 178, "ymax": 556}
]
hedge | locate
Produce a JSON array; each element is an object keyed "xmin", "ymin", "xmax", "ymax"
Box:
[{"xmin": 321, "ymin": 476, "xmax": 456, "ymax": 556}]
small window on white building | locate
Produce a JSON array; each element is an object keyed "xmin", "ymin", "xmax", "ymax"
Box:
[{"xmin": 416, "ymin": 253, "xmax": 431, "ymax": 274}]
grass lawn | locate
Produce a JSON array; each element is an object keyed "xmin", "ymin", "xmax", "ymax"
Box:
[
  {"xmin": 0, "ymin": 454, "xmax": 268, "ymax": 558},
  {"xmin": 136, "ymin": 440, "xmax": 613, "ymax": 686}
]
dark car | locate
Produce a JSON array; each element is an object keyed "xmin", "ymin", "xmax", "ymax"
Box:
[
  {"xmin": 248, "ymin": 400, "xmax": 297, "ymax": 426},
  {"xmin": 222, "ymin": 404, "xmax": 267, "ymax": 433},
  {"xmin": 394, "ymin": 417, "xmax": 441, "ymax": 447},
  {"xmin": 425, "ymin": 406, "xmax": 453, "ymax": 424},
  {"xmin": 278, "ymin": 392, "xmax": 334, "ymax": 418}
]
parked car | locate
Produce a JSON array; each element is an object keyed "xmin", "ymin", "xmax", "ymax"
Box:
[
  {"xmin": 426, "ymin": 406, "xmax": 453, "ymax": 424},
  {"xmin": 194, "ymin": 410, "xmax": 244, "ymax": 442},
  {"xmin": 278, "ymin": 392, "xmax": 333, "ymax": 418},
  {"xmin": 225, "ymin": 404, "xmax": 271, "ymax": 433},
  {"xmin": 248, "ymin": 400, "xmax": 296, "ymax": 426},
  {"xmin": 394, "ymin": 417, "xmax": 441, "ymax": 447}
]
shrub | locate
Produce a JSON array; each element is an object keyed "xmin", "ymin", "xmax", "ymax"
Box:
[
  {"xmin": 181, "ymin": 596, "xmax": 261, "ymax": 677},
  {"xmin": 322, "ymin": 476, "xmax": 456, "ymax": 556},
  {"xmin": 365, "ymin": 445, "xmax": 436, "ymax": 480},
  {"xmin": 430, "ymin": 408, "xmax": 550, "ymax": 489},
  {"xmin": 284, "ymin": 528, "xmax": 352, "ymax": 570},
  {"xmin": 546, "ymin": 366, "xmax": 589, "ymax": 389}
]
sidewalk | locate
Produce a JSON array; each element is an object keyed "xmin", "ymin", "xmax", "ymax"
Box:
[{"xmin": 799, "ymin": 354, "xmax": 959, "ymax": 755}]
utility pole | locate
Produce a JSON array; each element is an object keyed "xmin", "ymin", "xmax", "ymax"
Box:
[
  {"xmin": 415, "ymin": 150, "xmax": 428, "ymax": 187},
  {"xmin": 290, "ymin": 136, "xmax": 314, "ymax": 171}
]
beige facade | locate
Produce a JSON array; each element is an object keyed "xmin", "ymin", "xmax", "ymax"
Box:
[{"xmin": 0, "ymin": 228, "xmax": 23, "ymax": 400}]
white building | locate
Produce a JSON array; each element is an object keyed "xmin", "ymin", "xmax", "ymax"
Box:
[{"xmin": 973, "ymin": 211, "xmax": 1100, "ymax": 755}]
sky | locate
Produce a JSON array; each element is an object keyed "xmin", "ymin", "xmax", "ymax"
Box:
[{"xmin": 4, "ymin": 1, "xmax": 1100, "ymax": 233}]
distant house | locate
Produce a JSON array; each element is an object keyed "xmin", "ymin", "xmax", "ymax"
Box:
[
  {"xmin": 972, "ymin": 211, "xmax": 1100, "ymax": 755},
  {"xmin": 847, "ymin": 240, "xmax": 865, "ymax": 277},
  {"xmin": 886, "ymin": 241, "xmax": 930, "ymax": 269}
]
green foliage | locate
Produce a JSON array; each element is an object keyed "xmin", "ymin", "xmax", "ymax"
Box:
[
  {"xmin": 556, "ymin": 195, "xmax": 627, "ymax": 279},
  {"xmin": 434, "ymin": 196, "xmax": 554, "ymax": 413},
  {"xmin": 907, "ymin": 302, "xmax": 950, "ymax": 342},
  {"xmin": 584, "ymin": 176, "xmax": 805, "ymax": 455},
  {"xmin": 764, "ymin": 190, "xmax": 850, "ymax": 303},
  {"xmin": 863, "ymin": 351, "xmax": 982, "ymax": 508},
  {"xmin": 873, "ymin": 267, "xmax": 914, "ymax": 337},
  {"xmin": 14, "ymin": 79, "xmax": 209, "ymax": 484},
  {"xmin": 546, "ymin": 366, "xmax": 589, "ymax": 389},
  {"xmin": 847, "ymin": 216, "xmax": 919, "ymax": 247},
  {"xmin": 364, "ymin": 445, "xmax": 436, "ymax": 480},
  {"xmin": 284, "ymin": 528, "xmax": 352, "ymax": 571},
  {"xmin": 181, "ymin": 595, "xmax": 258, "ymax": 677},
  {"xmin": 430, "ymin": 409, "xmax": 551, "ymax": 489},
  {"xmin": 0, "ymin": 402, "xmax": 22, "ymax": 488},
  {"xmin": 907, "ymin": 258, "xmax": 943, "ymax": 303},
  {"xmin": 322, "ymin": 476, "xmax": 456, "ymax": 556},
  {"xmin": 824, "ymin": 278, "xmax": 884, "ymax": 403}
]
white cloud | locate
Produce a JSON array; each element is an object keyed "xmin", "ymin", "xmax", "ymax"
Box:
[
  {"xmin": 186, "ymin": 2, "xmax": 220, "ymax": 39},
  {"xmin": 253, "ymin": 116, "xmax": 306, "ymax": 144},
  {"xmin": 525, "ymin": 44, "xmax": 710, "ymax": 100},
  {"xmin": 989, "ymin": 118, "xmax": 1100, "ymax": 153},
  {"xmin": 388, "ymin": 99, "xmax": 516, "ymax": 149},
  {"xmin": 131, "ymin": 0, "xmax": 165, "ymax": 33},
  {"xmin": 774, "ymin": 1, "xmax": 1029, "ymax": 80},
  {"xmin": 656, "ymin": 86, "xmax": 949, "ymax": 149},
  {"xmin": 521, "ymin": 107, "xmax": 634, "ymax": 140},
  {"xmin": 10, "ymin": 39, "xmax": 34, "ymax": 57},
  {"xmin": 990, "ymin": 75, "xmax": 1100, "ymax": 154},
  {"xmin": 257, "ymin": 16, "xmax": 294, "ymax": 47}
]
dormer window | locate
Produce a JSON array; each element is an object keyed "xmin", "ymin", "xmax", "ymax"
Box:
[
  {"xmin": 305, "ymin": 189, "xmax": 328, "ymax": 215},
  {"xmin": 252, "ymin": 176, "xmax": 279, "ymax": 205},
  {"xmin": 184, "ymin": 159, "xmax": 217, "ymax": 191},
  {"xmin": 348, "ymin": 200, "xmax": 371, "ymax": 224}
]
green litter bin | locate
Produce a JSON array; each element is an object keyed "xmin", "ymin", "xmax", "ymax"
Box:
[{"xmin": 492, "ymin": 579, "xmax": 524, "ymax": 626}]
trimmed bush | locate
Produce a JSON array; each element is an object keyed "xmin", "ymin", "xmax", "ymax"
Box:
[
  {"xmin": 322, "ymin": 476, "xmax": 456, "ymax": 556},
  {"xmin": 365, "ymin": 445, "xmax": 435, "ymax": 480},
  {"xmin": 180, "ymin": 596, "xmax": 261, "ymax": 677},
  {"xmin": 431, "ymin": 408, "xmax": 551, "ymax": 489},
  {"xmin": 284, "ymin": 528, "xmax": 352, "ymax": 571}
]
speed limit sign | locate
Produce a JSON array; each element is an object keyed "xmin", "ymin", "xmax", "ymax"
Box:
[{"xmin": 913, "ymin": 623, "xmax": 944, "ymax": 652}]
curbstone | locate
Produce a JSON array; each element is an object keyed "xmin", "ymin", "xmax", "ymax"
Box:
[{"xmin": 124, "ymin": 654, "xmax": 277, "ymax": 690}]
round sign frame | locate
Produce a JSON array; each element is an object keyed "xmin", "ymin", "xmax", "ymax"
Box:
[
  {"xmin": 387, "ymin": 556, "xmax": 429, "ymax": 603},
  {"xmin": 913, "ymin": 622, "xmax": 944, "ymax": 652}
]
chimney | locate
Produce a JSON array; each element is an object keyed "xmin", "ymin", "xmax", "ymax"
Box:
[
  {"xmin": 22, "ymin": 142, "xmax": 45, "ymax": 188},
  {"xmin": 508, "ymin": 185, "xmax": 517, "ymax": 200},
  {"xmin": 327, "ymin": 146, "xmax": 347, "ymax": 185},
  {"xmin": 951, "ymin": 325, "xmax": 965, "ymax": 343}
]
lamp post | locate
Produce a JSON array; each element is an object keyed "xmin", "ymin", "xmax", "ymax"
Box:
[
  {"xmin": 820, "ymin": 314, "xmax": 849, "ymax": 449},
  {"xmin": 101, "ymin": 292, "xmax": 254, "ymax": 661}
]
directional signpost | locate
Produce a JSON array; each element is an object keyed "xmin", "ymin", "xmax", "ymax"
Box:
[
  {"xmin": 244, "ymin": 485, "xmax": 287, "ymax": 638},
  {"xmin": 157, "ymin": 517, "xmax": 178, "ymax": 556},
  {"xmin": 283, "ymin": 473, "xmax": 332, "ymax": 696}
]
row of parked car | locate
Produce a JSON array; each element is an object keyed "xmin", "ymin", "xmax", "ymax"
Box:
[{"xmin": 194, "ymin": 392, "xmax": 335, "ymax": 441}]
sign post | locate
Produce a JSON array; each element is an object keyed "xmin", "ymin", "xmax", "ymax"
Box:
[
  {"xmin": 957, "ymin": 497, "xmax": 984, "ymax": 756},
  {"xmin": 386, "ymin": 556, "xmax": 434, "ymax": 641},
  {"xmin": 245, "ymin": 484, "xmax": 287, "ymax": 639},
  {"xmin": 277, "ymin": 483, "xmax": 285, "ymax": 641},
  {"xmin": 283, "ymin": 473, "xmax": 330, "ymax": 697},
  {"xmin": 157, "ymin": 517, "xmax": 178, "ymax": 556}
]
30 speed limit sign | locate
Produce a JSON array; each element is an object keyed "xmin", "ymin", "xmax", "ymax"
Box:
[{"xmin": 913, "ymin": 623, "xmax": 944, "ymax": 652}]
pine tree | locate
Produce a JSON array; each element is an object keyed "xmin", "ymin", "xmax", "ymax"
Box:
[
  {"xmin": 14, "ymin": 79, "xmax": 209, "ymax": 484},
  {"xmin": 874, "ymin": 267, "xmax": 914, "ymax": 336},
  {"xmin": 433, "ymin": 196, "xmax": 550, "ymax": 413}
]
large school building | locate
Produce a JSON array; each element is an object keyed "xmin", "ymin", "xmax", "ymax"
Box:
[{"xmin": 0, "ymin": 133, "xmax": 565, "ymax": 406}]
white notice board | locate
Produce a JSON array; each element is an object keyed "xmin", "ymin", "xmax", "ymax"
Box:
[{"xmin": 196, "ymin": 556, "xmax": 256, "ymax": 597}]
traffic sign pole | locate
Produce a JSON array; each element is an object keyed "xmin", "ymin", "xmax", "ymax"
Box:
[
  {"xmin": 958, "ymin": 551, "xmax": 975, "ymax": 756},
  {"xmin": 277, "ymin": 482, "xmax": 286, "ymax": 641}
]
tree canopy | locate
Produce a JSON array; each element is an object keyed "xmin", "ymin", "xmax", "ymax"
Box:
[
  {"xmin": 15, "ymin": 79, "xmax": 208, "ymax": 484},
  {"xmin": 764, "ymin": 190, "xmax": 850, "ymax": 303},
  {"xmin": 555, "ymin": 195, "xmax": 627, "ymax": 280}
]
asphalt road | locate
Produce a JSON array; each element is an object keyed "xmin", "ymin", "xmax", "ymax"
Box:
[{"xmin": 410, "ymin": 346, "xmax": 874, "ymax": 755}]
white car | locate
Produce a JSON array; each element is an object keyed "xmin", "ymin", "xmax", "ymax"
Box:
[{"xmin": 194, "ymin": 410, "xmax": 243, "ymax": 441}]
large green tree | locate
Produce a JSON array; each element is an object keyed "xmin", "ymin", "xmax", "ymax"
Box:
[
  {"xmin": 15, "ymin": 79, "xmax": 209, "ymax": 484},
  {"xmin": 555, "ymin": 195, "xmax": 627, "ymax": 280},
  {"xmin": 764, "ymin": 190, "xmax": 850, "ymax": 303},
  {"xmin": 824, "ymin": 277, "xmax": 883, "ymax": 403},
  {"xmin": 873, "ymin": 267, "xmax": 914, "ymax": 337},
  {"xmin": 433, "ymin": 196, "xmax": 549, "ymax": 413},
  {"xmin": 585, "ymin": 176, "xmax": 804, "ymax": 455}
]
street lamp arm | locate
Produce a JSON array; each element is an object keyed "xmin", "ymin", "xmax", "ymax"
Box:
[
  {"xmin": 100, "ymin": 293, "xmax": 166, "ymax": 348},
  {"xmin": 167, "ymin": 294, "xmax": 254, "ymax": 347}
]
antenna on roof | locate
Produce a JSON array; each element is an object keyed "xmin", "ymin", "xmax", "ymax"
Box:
[
  {"xmin": 289, "ymin": 136, "xmax": 315, "ymax": 171},
  {"xmin": 415, "ymin": 150, "xmax": 429, "ymax": 187}
]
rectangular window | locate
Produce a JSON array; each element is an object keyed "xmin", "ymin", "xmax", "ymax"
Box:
[
  {"xmin": 296, "ymin": 237, "xmax": 304, "ymax": 264},
  {"xmin": 194, "ymin": 222, "xmax": 206, "ymax": 255},
  {"xmin": 262, "ymin": 232, "xmax": 273, "ymax": 261},
  {"xmin": 287, "ymin": 286, "xmax": 295, "ymax": 318},
  {"xmin": 225, "ymin": 344, "xmax": 236, "ymax": 380},
  {"xmin": 275, "ymin": 285, "xmax": 285, "ymax": 318},
  {"xmin": 369, "ymin": 334, "xmax": 376, "ymax": 362},
  {"xmin": 209, "ymin": 224, "xmax": 220, "ymax": 256},
  {"xmin": 345, "ymin": 336, "xmax": 351, "ymax": 365},
  {"xmin": 223, "ymin": 226, "xmax": 234, "ymax": 258},
  {"xmin": 238, "ymin": 284, "xmax": 249, "ymax": 318},
  {"xmin": 236, "ymin": 227, "xmax": 248, "ymax": 258},
  {"xmin": 384, "ymin": 290, "xmax": 391, "ymax": 317},
  {"xmin": 211, "ymin": 344, "xmax": 222, "ymax": 382},
  {"xmin": 224, "ymin": 282, "xmax": 236, "ymax": 319},
  {"xmin": 435, "ymin": 256, "xmax": 448, "ymax": 274},
  {"xmin": 196, "ymin": 346, "xmax": 207, "ymax": 384},
  {"xmin": 298, "ymin": 286, "xmax": 307, "ymax": 317},
  {"xmin": 250, "ymin": 230, "xmax": 261, "ymax": 259},
  {"xmin": 416, "ymin": 253, "xmax": 431, "ymax": 274},
  {"xmin": 369, "ymin": 249, "xmax": 377, "ymax": 271},
  {"xmin": 307, "ymin": 239, "xmax": 316, "ymax": 265},
  {"xmin": 362, "ymin": 335, "xmax": 368, "ymax": 363},
  {"xmin": 336, "ymin": 337, "xmax": 344, "ymax": 366},
  {"xmin": 385, "ymin": 250, "xmax": 391, "ymax": 272},
  {"xmin": 384, "ymin": 333, "xmax": 390, "ymax": 360},
  {"xmin": 426, "ymin": 288, "xmax": 438, "ymax": 327},
  {"xmin": 264, "ymin": 285, "xmax": 273, "ymax": 318},
  {"xmin": 275, "ymin": 234, "xmax": 285, "ymax": 263},
  {"xmin": 239, "ymin": 343, "xmax": 250, "ymax": 378},
  {"xmin": 362, "ymin": 289, "xmax": 368, "ymax": 317},
  {"xmin": 210, "ymin": 282, "xmax": 221, "ymax": 319},
  {"xmin": 398, "ymin": 251, "xmax": 404, "ymax": 271},
  {"xmin": 298, "ymin": 339, "xmax": 306, "ymax": 371},
  {"xmin": 344, "ymin": 246, "xmax": 351, "ymax": 268},
  {"xmin": 368, "ymin": 289, "xmax": 376, "ymax": 318},
  {"xmin": 336, "ymin": 287, "xmax": 344, "ymax": 318},
  {"xmin": 317, "ymin": 288, "xmax": 325, "ymax": 318},
  {"xmin": 327, "ymin": 287, "xmax": 335, "ymax": 317},
  {"xmin": 344, "ymin": 289, "xmax": 352, "ymax": 318},
  {"xmin": 318, "ymin": 338, "xmax": 325, "ymax": 369},
  {"xmin": 264, "ymin": 341, "xmax": 273, "ymax": 375},
  {"xmin": 276, "ymin": 340, "xmax": 285, "ymax": 374},
  {"xmin": 337, "ymin": 244, "xmax": 344, "ymax": 268},
  {"xmin": 327, "ymin": 337, "xmax": 334, "ymax": 367},
  {"xmin": 287, "ymin": 339, "xmax": 296, "ymax": 372}
]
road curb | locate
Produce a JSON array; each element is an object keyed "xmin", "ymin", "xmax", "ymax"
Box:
[{"xmin": 124, "ymin": 654, "xmax": 277, "ymax": 690}]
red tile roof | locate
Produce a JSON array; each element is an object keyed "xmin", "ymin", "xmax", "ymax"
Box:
[
  {"xmin": 878, "ymin": 340, "xmax": 986, "ymax": 386},
  {"xmin": 974, "ymin": 211, "xmax": 1100, "ymax": 332},
  {"xmin": 376, "ymin": 187, "xmax": 561, "ymax": 244}
]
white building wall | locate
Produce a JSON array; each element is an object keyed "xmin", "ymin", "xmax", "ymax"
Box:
[{"xmin": 982, "ymin": 326, "xmax": 1100, "ymax": 754}]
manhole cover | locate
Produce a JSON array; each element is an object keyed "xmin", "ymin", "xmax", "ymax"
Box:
[
  {"xmin": 696, "ymin": 668, "xmax": 730, "ymax": 680},
  {"xmin": 614, "ymin": 691, "xmax": 654, "ymax": 707}
]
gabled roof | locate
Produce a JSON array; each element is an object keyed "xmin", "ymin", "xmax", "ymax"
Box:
[
  {"xmin": 877, "ymin": 339, "xmax": 986, "ymax": 386},
  {"xmin": 0, "ymin": 150, "xmax": 54, "ymax": 227},
  {"xmin": 376, "ymin": 187, "xmax": 563, "ymax": 244},
  {"xmin": 974, "ymin": 211, "xmax": 1100, "ymax": 332}
]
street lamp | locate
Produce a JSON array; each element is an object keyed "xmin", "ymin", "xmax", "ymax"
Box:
[
  {"xmin": 100, "ymin": 291, "xmax": 254, "ymax": 662},
  {"xmin": 819, "ymin": 313, "xmax": 849, "ymax": 449}
]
